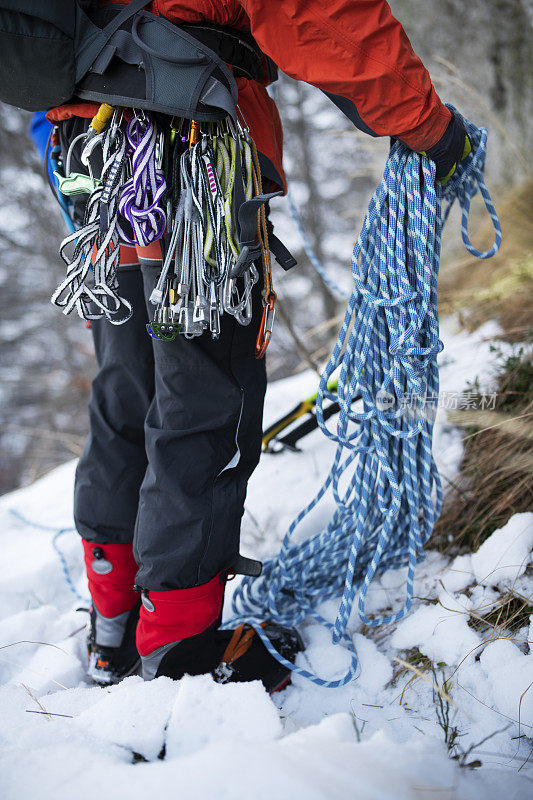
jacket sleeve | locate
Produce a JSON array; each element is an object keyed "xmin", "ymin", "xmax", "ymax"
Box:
[{"xmin": 239, "ymin": 0, "xmax": 450, "ymax": 151}]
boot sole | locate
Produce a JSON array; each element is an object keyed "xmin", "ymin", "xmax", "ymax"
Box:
[{"xmin": 88, "ymin": 656, "xmax": 141, "ymax": 686}]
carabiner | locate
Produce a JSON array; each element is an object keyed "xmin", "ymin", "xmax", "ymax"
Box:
[
  {"xmin": 81, "ymin": 132, "xmax": 104, "ymax": 167},
  {"xmin": 109, "ymin": 108, "xmax": 123, "ymax": 143},
  {"xmin": 255, "ymin": 291, "xmax": 276, "ymax": 359},
  {"xmin": 209, "ymin": 280, "xmax": 220, "ymax": 339}
]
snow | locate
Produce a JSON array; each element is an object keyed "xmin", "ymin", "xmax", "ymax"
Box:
[
  {"xmin": 440, "ymin": 553, "xmax": 475, "ymax": 593},
  {"xmin": 351, "ymin": 633, "xmax": 393, "ymax": 694},
  {"xmin": 479, "ymin": 640, "xmax": 533, "ymax": 726},
  {"xmin": 165, "ymin": 674, "xmax": 283, "ymax": 758},
  {"xmin": 0, "ymin": 321, "xmax": 532, "ymax": 799},
  {"xmin": 391, "ymin": 593, "xmax": 483, "ymax": 666},
  {"xmin": 73, "ymin": 676, "xmax": 180, "ymax": 761},
  {"xmin": 471, "ymin": 512, "xmax": 533, "ymax": 586}
]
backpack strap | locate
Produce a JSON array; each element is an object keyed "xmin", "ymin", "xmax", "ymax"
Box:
[{"xmin": 180, "ymin": 23, "xmax": 278, "ymax": 84}]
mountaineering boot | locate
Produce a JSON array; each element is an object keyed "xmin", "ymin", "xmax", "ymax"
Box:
[
  {"xmin": 82, "ymin": 541, "xmax": 140, "ymax": 685},
  {"xmin": 145, "ymin": 619, "xmax": 303, "ymax": 693},
  {"xmin": 137, "ymin": 574, "xmax": 303, "ymax": 692},
  {"xmin": 87, "ymin": 600, "xmax": 141, "ymax": 685},
  {"xmin": 213, "ymin": 622, "xmax": 304, "ymax": 693}
]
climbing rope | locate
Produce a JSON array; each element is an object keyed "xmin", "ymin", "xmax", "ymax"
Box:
[
  {"xmin": 9, "ymin": 510, "xmax": 87, "ymax": 604},
  {"xmin": 226, "ymin": 109, "xmax": 502, "ymax": 687},
  {"xmin": 286, "ymin": 186, "xmax": 349, "ymax": 301}
]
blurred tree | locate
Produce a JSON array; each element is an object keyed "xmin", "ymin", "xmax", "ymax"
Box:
[
  {"xmin": 0, "ymin": 107, "xmax": 94, "ymax": 494},
  {"xmin": 265, "ymin": 75, "xmax": 384, "ymax": 378}
]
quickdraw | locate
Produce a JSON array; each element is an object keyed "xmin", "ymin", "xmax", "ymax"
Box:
[
  {"xmin": 52, "ymin": 105, "xmax": 282, "ymax": 357},
  {"xmin": 52, "ymin": 113, "xmax": 133, "ymax": 323},
  {"xmin": 246, "ymin": 134, "xmax": 277, "ymax": 359}
]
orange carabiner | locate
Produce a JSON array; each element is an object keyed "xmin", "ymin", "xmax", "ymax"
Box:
[
  {"xmin": 188, "ymin": 120, "xmax": 200, "ymax": 149},
  {"xmin": 255, "ymin": 291, "xmax": 276, "ymax": 359}
]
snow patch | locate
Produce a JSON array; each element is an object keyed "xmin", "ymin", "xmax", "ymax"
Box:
[
  {"xmin": 440, "ymin": 553, "xmax": 474, "ymax": 593},
  {"xmin": 1, "ymin": 324, "xmax": 532, "ymax": 795},
  {"xmin": 479, "ymin": 640, "xmax": 533, "ymax": 726},
  {"xmin": 73, "ymin": 676, "xmax": 180, "ymax": 760},
  {"xmin": 391, "ymin": 596, "xmax": 482, "ymax": 665},
  {"xmin": 165, "ymin": 674, "xmax": 283, "ymax": 759},
  {"xmin": 352, "ymin": 633, "xmax": 393, "ymax": 694},
  {"xmin": 471, "ymin": 512, "xmax": 533, "ymax": 586}
]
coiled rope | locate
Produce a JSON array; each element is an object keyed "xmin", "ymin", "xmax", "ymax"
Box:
[{"xmin": 226, "ymin": 109, "xmax": 502, "ymax": 687}]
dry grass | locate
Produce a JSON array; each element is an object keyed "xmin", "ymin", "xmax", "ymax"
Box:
[
  {"xmin": 468, "ymin": 587, "xmax": 533, "ymax": 639},
  {"xmin": 433, "ymin": 342, "xmax": 532, "ymax": 553},
  {"xmin": 438, "ymin": 179, "xmax": 533, "ymax": 340},
  {"xmin": 386, "ymin": 647, "xmax": 436, "ymax": 693},
  {"xmin": 434, "ymin": 180, "xmax": 533, "ymax": 552}
]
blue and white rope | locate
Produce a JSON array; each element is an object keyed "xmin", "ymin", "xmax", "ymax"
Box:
[
  {"xmin": 9, "ymin": 509, "xmax": 88, "ymax": 604},
  {"xmin": 269, "ymin": 78, "xmax": 348, "ymax": 301},
  {"xmin": 286, "ymin": 186, "xmax": 349, "ymax": 300},
  {"xmin": 226, "ymin": 109, "xmax": 502, "ymax": 687}
]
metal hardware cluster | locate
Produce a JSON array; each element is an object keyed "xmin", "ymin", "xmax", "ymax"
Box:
[{"xmin": 52, "ymin": 107, "xmax": 276, "ymax": 355}]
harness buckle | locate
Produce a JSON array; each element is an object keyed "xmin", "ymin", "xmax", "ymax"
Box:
[{"xmin": 231, "ymin": 242, "xmax": 262, "ymax": 279}]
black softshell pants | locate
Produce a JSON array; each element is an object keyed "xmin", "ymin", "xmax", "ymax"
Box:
[{"xmin": 64, "ymin": 120, "xmax": 267, "ymax": 592}]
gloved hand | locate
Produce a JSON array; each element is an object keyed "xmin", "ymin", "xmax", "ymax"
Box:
[{"xmin": 422, "ymin": 113, "xmax": 471, "ymax": 182}]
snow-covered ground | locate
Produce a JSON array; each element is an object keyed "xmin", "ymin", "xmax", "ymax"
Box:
[{"xmin": 1, "ymin": 319, "xmax": 532, "ymax": 800}]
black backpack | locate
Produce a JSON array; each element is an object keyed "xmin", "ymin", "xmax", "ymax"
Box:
[{"xmin": 0, "ymin": 0, "xmax": 277, "ymax": 120}]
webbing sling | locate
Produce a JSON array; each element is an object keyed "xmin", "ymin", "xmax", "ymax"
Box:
[{"xmin": 226, "ymin": 109, "xmax": 502, "ymax": 687}]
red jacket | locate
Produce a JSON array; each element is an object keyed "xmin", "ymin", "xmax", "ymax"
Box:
[{"xmin": 48, "ymin": 0, "xmax": 451, "ymax": 191}]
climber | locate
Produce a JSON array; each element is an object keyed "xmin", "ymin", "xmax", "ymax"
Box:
[{"xmin": 39, "ymin": 0, "xmax": 468, "ymax": 688}]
